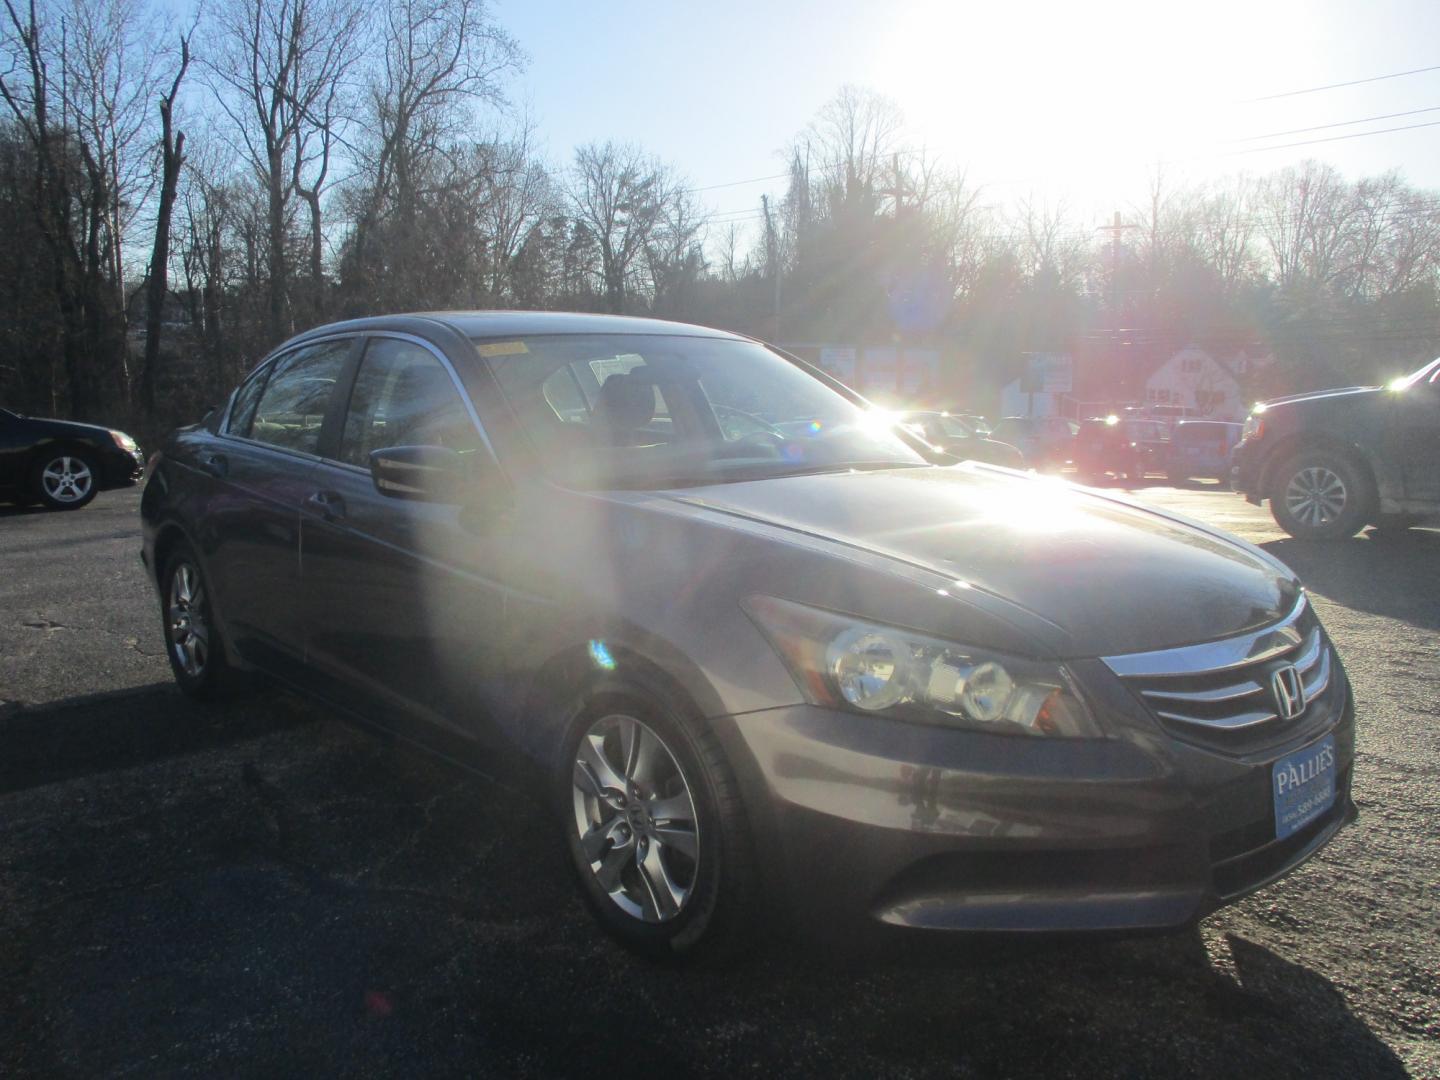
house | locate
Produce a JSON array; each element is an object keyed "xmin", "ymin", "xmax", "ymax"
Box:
[
  {"xmin": 998, "ymin": 343, "xmax": 1271, "ymax": 420},
  {"xmin": 1142, "ymin": 345, "xmax": 1249, "ymax": 421}
]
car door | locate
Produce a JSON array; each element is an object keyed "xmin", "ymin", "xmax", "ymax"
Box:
[
  {"xmin": 0, "ymin": 408, "xmax": 29, "ymax": 492},
  {"xmin": 1398, "ymin": 365, "xmax": 1440, "ymax": 505},
  {"xmin": 205, "ymin": 336, "xmax": 356, "ymax": 674},
  {"xmin": 299, "ymin": 333, "xmax": 512, "ymax": 741}
]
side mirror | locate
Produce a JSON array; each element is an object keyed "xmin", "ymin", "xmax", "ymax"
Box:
[{"xmin": 369, "ymin": 445, "xmax": 499, "ymax": 504}]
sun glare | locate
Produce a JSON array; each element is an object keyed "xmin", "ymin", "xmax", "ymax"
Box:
[{"xmin": 867, "ymin": 0, "xmax": 1308, "ymax": 204}]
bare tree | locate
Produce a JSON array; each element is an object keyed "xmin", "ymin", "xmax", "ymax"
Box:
[
  {"xmin": 1256, "ymin": 160, "xmax": 1356, "ymax": 290},
  {"xmin": 207, "ymin": 0, "xmax": 368, "ymax": 340},
  {"xmin": 1196, "ymin": 178, "xmax": 1258, "ymax": 295},
  {"xmin": 58, "ymin": 0, "xmax": 166, "ymax": 299},
  {"xmin": 568, "ymin": 141, "xmax": 680, "ymax": 313},
  {"xmin": 348, "ymin": 0, "xmax": 521, "ymax": 277},
  {"xmin": 803, "ymin": 84, "xmax": 904, "ymax": 215},
  {"xmin": 0, "ymin": 0, "xmax": 128, "ymax": 417},
  {"xmin": 140, "ymin": 27, "xmax": 189, "ymax": 416}
]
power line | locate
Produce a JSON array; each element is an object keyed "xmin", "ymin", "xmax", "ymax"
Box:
[
  {"xmin": 1218, "ymin": 118, "xmax": 1440, "ymax": 157},
  {"xmin": 1243, "ymin": 63, "xmax": 1440, "ymax": 103},
  {"xmin": 1231, "ymin": 104, "xmax": 1440, "ymax": 143},
  {"xmin": 686, "ymin": 172, "xmax": 790, "ymax": 193}
]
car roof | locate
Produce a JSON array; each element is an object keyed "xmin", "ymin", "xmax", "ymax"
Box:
[{"xmin": 280, "ymin": 310, "xmax": 748, "ymax": 348}]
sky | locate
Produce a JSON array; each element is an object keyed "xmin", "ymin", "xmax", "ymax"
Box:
[{"xmin": 498, "ymin": 0, "xmax": 1440, "ymax": 240}]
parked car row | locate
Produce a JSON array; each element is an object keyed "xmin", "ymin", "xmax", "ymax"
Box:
[{"xmin": 1072, "ymin": 417, "xmax": 1244, "ymax": 484}]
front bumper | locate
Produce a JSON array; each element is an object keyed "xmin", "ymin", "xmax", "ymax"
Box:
[
  {"xmin": 718, "ymin": 663, "xmax": 1355, "ymax": 940},
  {"xmin": 100, "ymin": 448, "xmax": 145, "ymax": 490},
  {"xmin": 1230, "ymin": 439, "xmax": 1263, "ymax": 503}
]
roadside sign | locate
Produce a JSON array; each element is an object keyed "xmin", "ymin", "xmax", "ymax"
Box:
[{"xmin": 1027, "ymin": 353, "xmax": 1073, "ymax": 394}]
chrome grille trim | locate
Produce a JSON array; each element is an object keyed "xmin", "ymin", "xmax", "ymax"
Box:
[
  {"xmin": 1302, "ymin": 644, "xmax": 1331, "ymax": 700},
  {"xmin": 1141, "ymin": 678, "xmax": 1264, "ymax": 705},
  {"xmin": 1154, "ymin": 707, "xmax": 1276, "ymax": 730},
  {"xmin": 1101, "ymin": 595, "xmax": 1308, "ymax": 678},
  {"xmin": 1102, "ymin": 597, "xmax": 1334, "ymax": 738}
]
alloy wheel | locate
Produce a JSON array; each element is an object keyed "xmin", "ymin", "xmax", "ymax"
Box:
[
  {"xmin": 167, "ymin": 562, "xmax": 210, "ymax": 677},
  {"xmin": 1284, "ymin": 465, "xmax": 1348, "ymax": 529},
  {"xmin": 571, "ymin": 713, "xmax": 700, "ymax": 924},
  {"xmin": 41, "ymin": 455, "xmax": 93, "ymax": 504}
]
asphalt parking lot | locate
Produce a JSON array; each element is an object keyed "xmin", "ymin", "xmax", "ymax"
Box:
[{"xmin": 2, "ymin": 482, "xmax": 1437, "ymax": 1078}]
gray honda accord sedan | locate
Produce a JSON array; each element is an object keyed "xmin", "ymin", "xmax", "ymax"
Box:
[{"xmin": 141, "ymin": 312, "xmax": 1356, "ymax": 959}]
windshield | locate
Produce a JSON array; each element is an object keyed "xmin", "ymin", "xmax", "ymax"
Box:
[{"xmin": 478, "ymin": 334, "xmax": 925, "ymax": 488}]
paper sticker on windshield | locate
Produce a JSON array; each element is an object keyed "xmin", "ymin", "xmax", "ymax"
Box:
[{"xmin": 477, "ymin": 341, "xmax": 528, "ymax": 357}]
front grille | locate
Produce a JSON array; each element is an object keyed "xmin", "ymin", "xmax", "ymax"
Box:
[{"xmin": 1102, "ymin": 596, "xmax": 1335, "ymax": 747}]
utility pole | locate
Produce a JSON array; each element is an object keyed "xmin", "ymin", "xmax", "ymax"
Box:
[
  {"xmin": 1096, "ymin": 210, "xmax": 1138, "ymax": 316},
  {"xmin": 1097, "ymin": 211, "xmax": 1139, "ymax": 408},
  {"xmin": 762, "ymin": 194, "xmax": 780, "ymax": 340}
]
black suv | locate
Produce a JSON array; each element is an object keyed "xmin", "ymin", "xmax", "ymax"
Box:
[{"xmin": 1231, "ymin": 357, "xmax": 1440, "ymax": 539}]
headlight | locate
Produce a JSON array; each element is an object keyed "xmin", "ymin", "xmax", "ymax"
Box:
[
  {"xmin": 1241, "ymin": 408, "xmax": 1266, "ymax": 442},
  {"xmin": 110, "ymin": 430, "xmax": 138, "ymax": 452},
  {"xmin": 742, "ymin": 595, "xmax": 1103, "ymax": 737}
]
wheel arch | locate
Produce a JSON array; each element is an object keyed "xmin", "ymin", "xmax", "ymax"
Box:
[
  {"xmin": 519, "ymin": 631, "xmax": 727, "ymax": 764},
  {"xmin": 1258, "ymin": 433, "xmax": 1379, "ymax": 508},
  {"xmin": 150, "ymin": 520, "xmax": 194, "ymax": 589}
]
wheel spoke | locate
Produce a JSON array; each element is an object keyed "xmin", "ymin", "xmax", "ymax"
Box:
[
  {"xmin": 577, "ymin": 733, "xmax": 627, "ymax": 796},
  {"xmin": 579, "ymin": 816, "xmax": 624, "ymax": 862},
  {"xmin": 647, "ymin": 792, "xmax": 695, "ymax": 824},
  {"xmin": 629, "ymin": 724, "xmax": 665, "ymax": 787},
  {"xmin": 652, "ymin": 823, "xmax": 698, "ymax": 859},
  {"xmin": 617, "ymin": 716, "xmax": 642, "ymax": 780},
  {"xmin": 636, "ymin": 843, "xmax": 683, "ymax": 920},
  {"xmin": 593, "ymin": 841, "xmax": 631, "ymax": 892}
]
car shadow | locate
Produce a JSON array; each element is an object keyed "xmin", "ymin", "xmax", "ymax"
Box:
[
  {"xmin": 1264, "ymin": 529, "xmax": 1440, "ymax": 632},
  {"xmin": 1, "ymin": 680, "xmax": 1415, "ymax": 1077},
  {"xmin": 0, "ymin": 681, "xmax": 314, "ymax": 795},
  {"xmin": 0, "ymin": 500, "xmax": 51, "ymax": 518}
]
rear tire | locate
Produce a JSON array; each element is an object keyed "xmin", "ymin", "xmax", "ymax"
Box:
[
  {"xmin": 1269, "ymin": 449, "xmax": 1373, "ymax": 540},
  {"xmin": 556, "ymin": 679, "xmax": 758, "ymax": 963},
  {"xmin": 159, "ymin": 541, "xmax": 239, "ymax": 699}
]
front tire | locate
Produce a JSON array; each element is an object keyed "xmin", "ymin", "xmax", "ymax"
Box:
[
  {"xmin": 557, "ymin": 683, "xmax": 757, "ymax": 962},
  {"xmin": 1270, "ymin": 449, "xmax": 1373, "ymax": 540},
  {"xmin": 31, "ymin": 449, "xmax": 99, "ymax": 510}
]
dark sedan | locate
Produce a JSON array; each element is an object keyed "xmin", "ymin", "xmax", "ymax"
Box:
[
  {"xmin": 141, "ymin": 312, "xmax": 1356, "ymax": 960},
  {"xmin": 0, "ymin": 407, "xmax": 144, "ymax": 509},
  {"xmin": 895, "ymin": 410, "xmax": 1025, "ymax": 467}
]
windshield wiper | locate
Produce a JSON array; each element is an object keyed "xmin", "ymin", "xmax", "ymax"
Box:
[{"xmin": 722, "ymin": 460, "xmax": 927, "ymax": 482}]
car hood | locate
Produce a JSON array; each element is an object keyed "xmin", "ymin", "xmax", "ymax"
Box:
[
  {"xmin": 662, "ymin": 465, "xmax": 1299, "ymax": 657},
  {"xmin": 1261, "ymin": 385, "xmax": 1382, "ymax": 410},
  {"xmin": 25, "ymin": 415, "xmax": 120, "ymax": 440}
]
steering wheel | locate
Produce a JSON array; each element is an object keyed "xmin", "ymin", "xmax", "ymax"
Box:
[{"xmin": 713, "ymin": 404, "xmax": 785, "ymax": 440}]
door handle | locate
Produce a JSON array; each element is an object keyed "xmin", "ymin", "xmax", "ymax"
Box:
[
  {"xmin": 200, "ymin": 451, "xmax": 228, "ymax": 478},
  {"xmin": 305, "ymin": 490, "xmax": 346, "ymax": 521}
]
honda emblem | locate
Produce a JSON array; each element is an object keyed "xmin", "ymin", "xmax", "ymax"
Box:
[{"xmin": 1270, "ymin": 664, "xmax": 1306, "ymax": 721}]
